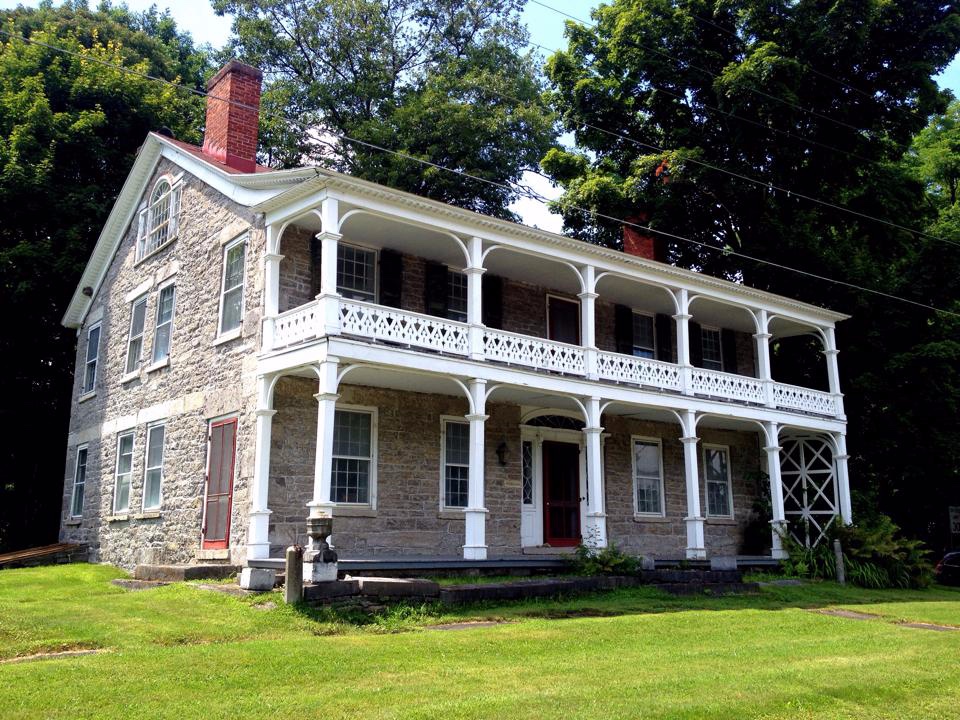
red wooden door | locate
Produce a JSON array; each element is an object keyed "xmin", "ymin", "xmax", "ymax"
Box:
[
  {"xmin": 202, "ymin": 418, "xmax": 237, "ymax": 550},
  {"xmin": 547, "ymin": 296, "xmax": 580, "ymax": 345},
  {"xmin": 542, "ymin": 441, "xmax": 581, "ymax": 546}
]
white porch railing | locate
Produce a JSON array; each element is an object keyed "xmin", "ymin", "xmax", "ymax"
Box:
[
  {"xmin": 597, "ymin": 350, "xmax": 682, "ymax": 391},
  {"xmin": 340, "ymin": 299, "xmax": 470, "ymax": 355},
  {"xmin": 483, "ymin": 328, "xmax": 586, "ymax": 374},
  {"xmin": 272, "ymin": 301, "xmax": 319, "ymax": 349},
  {"xmin": 773, "ymin": 383, "xmax": 839, "ymax": 416},
  {"xmin": 691, "ymin": 367, "xmax": 766, "ymax": 404}
]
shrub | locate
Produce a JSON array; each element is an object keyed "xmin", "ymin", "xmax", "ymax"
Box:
[{"xmin": 569, "ymin": 544, "xmax": 639, "ymax": 576}]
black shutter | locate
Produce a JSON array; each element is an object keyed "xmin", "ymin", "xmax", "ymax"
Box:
[
  {"xmin": 379, "ymin": 249, "xmax": 403, "ymax": 308},
  {"xmin": 309, "ymin": 235, "xmax": 322, "ymax": 298},
  {"xmin": 614, "ymin": 304, "xmax": 634, "ymax": 355},
  {"xmin": 482, "ymin": 274, "xmax": 503, "ymax": 329},
  {"xmin": 424, "ymin": 261, "xmax": 448, "ymax": 317},
  {"xmin": 655, "ymin": 313, "xmax": 673, "ymax": 362},
  {"xmin": 689, "ymin": 321, "xmax": 704, "ymax": 367},
  {"xmin": 721, "ymin": 328, "xmax": 739, "ymax": 374}
]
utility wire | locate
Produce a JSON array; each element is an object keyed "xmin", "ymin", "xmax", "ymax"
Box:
[{"xmin": 4, "ymin": 28, "xmax": 957, "ymax": 319}]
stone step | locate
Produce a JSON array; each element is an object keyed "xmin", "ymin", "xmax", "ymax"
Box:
[
  {"xmin": 639, "ymin": 569, "xmax": 745, "ymax": 584},
  {"xmin": 656, "ymin": 581, "xmax": 760, "ymax": 596},
  {"xmin": 133, "ymin": 564, "xmax": 239, "ymax": 582}
]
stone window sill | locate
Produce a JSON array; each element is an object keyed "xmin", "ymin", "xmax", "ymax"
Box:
[
  {"xmin": 120, "ymin": 370, "xmax": 140, "ymax": 385},
  {"xmin": 134, "ymin": 512, "xmax": 162, "ymax": 520},
  {"xmin": 332, "ymin": 505, "xmax": 377, "ymax": 518},
  {"xmin": 64, "ymin": 519, "xmax": 82, "ymax": 527},
  {"xmin": 78, "ymin": 391, "xmax": 96, "ymax": 404},
  {"xmin": 106, "ymin": 514, "xmax": 131, "ymax": 523},
  {"xmin": 706, "ymin": 517, "xmax": 737, "ymax": 525},
  {"xmin": 633, "ymin": 514, "xmax": 670, "ymax": 523},
  {"xmin": 146, "ymin": 357, "xmax": 169, "ymax": 373},
  {"xmin": 213, "ymin": 329, "xmax": 242, "ymax": 347},
  {"xmin": 438, "ymin": 509, "xmax": 466, "ymax": 520}
]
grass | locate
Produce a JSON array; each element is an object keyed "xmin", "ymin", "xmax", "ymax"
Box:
[{"xmin": 1, "ymin": 565, "xmax": 959, "ymax": 719}]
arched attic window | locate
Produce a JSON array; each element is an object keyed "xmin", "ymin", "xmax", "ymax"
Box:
[{"xmin": 136, "ymin": 177, "xmax": 182, "ymax": 261}]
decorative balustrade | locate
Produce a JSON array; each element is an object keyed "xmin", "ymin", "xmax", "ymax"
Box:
[
  {"xmin": 272, "ymin": 301, "xmax": 319, "ymax": 349},
  {"xmin": 483, "ymin": 328, "xmax": 586, "ymax": 375},
  {"xmin": 773, "ymin": 383, "xmax": 839, "ymax": 416},
  {"xmin": 690, "ymin": 367, "xmax": 766, "ymax": 405},
  {"xmin": 596, "ymin": 351, "xmax": 682, "ymax": 391},
  {"xmin": 339, "ymin": 299, "xmax": 470, "ymax": 355}
]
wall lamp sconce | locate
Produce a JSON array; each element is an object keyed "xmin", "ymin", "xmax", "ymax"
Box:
[{"xmin": 496, "ymin": 441, "xmax": 509, "ymax": 466}]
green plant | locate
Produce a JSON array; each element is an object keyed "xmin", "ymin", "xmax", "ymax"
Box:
[{"xmin": 569, "ymin": 544, "xmax": 639, "ymax": 576}]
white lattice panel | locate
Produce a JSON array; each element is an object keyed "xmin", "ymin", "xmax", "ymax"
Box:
[
  {"xmin": 596, "ymin": 351, "xmax": 681, "ymax": 391},
  {"xmin": 272, "ymin": 301, "xmax": 318, "ymax": 349},
  {"xmin": 690, "ymin": 368, "xmax": 766, "ymax": 404},
  {"xmin": 773, "ymin": 383, "xmax": 838, "ymax": 416},
  {"xmin": 483, "ymin": 329, "xmax": 585, "ymax": 374},
  {"xmin": 340, "ymin": 300, "xmax": 469, "ymax": 354},
  {"xmin": 780, "ymin": 436, "xmax": 839, "ymax": 548}
]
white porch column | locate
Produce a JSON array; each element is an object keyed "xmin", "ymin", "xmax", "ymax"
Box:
[
  {"xmin": 262, "ymin": 223, "xmax": 284, "ymax": 351},
  {"xmin": 582, "ymin": 396, "xmax": 607, "ymax": 547},
  {"xmin": 247, "ymin": 374, "xmax": 276, "ymax": 561},
  {"xmin": 315, "ymin": 197, "xmax": 342, "ymax": 337},
  {"xmin": 579, "ymin": 265, "xmax": 599, "ymax": 380},
  {"xmin": 754, "ymin": 309, "xmax": 776, "ymax": 408},
  {"xmin": 762, "ymin": 421, "xmax": 788, "ymax": 560},
  {"xmin": 834, "ymin": 432, "xmax": 853, "ymax": 525},
  {"xmin": 680, "ymin": 409, "xmax": 706, "ymax": 559},
  {"xmin": 674, "ymin": 289, "xmax": 693, "ymax": 395},
  {"xmin": 823, "ymin": 327, "xmax": 845, "ymax": 418},
  {"xmin": 464, "ymin": 378, "xmax": 488, "ymax": 560},
  {"xmin": 308, "ymin": 359, "xmax": 339, "ymax": 520},
  {"xmin": 466, "ymin": 236, "xmax": 485, "ymax": 361}
]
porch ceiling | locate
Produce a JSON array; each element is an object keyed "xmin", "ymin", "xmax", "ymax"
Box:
[{"xmin": 338, "ymin": 209, "xmax": 468, "ymax": 267}]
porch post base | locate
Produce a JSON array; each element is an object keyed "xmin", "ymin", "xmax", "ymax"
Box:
[
  {"xmin": 685, "ymin": 547, "xmax": 707, "ymax": 561},
  {"xmin": 239, "ymin": 567, "xmax": 276, "ymax": 591},
  {"xmin": 582, "ymin": 513, "xmax": 608, "ymax": 548},
  {"xmin": 771, "ymin": 548, "xmax": 789, "ymax": 561},
  {"xmin": 684, "ymin": 515, "xmax": 706, "ymax": 560},
  {"xmin": 246, "ymin": 541, "xmax": 271, "ymax": 562},
  {"xmin": 462, "ymin": 545, "xmax": 488, "ymax": 560},
  {"xmin": 303, "ymin": 560, "xmax": 338, "ymax": 583},
  {"xmin": 463, "ymin": 506, "xmax": 488, "ymax": 560}
]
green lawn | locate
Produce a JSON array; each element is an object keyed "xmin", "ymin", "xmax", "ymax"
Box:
[{"xmin": 1, "ymin": 565, "xmax": 959, "ymax": 719}]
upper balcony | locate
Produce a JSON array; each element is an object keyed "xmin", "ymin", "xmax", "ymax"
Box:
[{"xmin": 256, "ymin": 193, "xmax": 846, "ymax": 421}]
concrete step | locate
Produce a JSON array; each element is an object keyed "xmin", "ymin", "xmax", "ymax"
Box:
[{"xmin": 133, "ymin": 564, "xmax": 239, "ymax": 582}]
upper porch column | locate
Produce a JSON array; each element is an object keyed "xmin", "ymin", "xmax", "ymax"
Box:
[
  {"xmin": 262, "ymin": 223, "xmax": 284, "ymax": 350},
  {"xmin": 463, "ymin": 378, "xmax": 488, "ymax": 560},
  {"xmin": 582, "ymin": 396, "xmax": 607, "ymax": 547},
  {"xmin": 316, "ymin": 197, "xmax": 342, "ymax": 337},
  {"xmin": 673, "ymin": 289, "xmax": 693, "ymax": 395},
  {"xmin": 680, "ymin": 409, "xmax": 706, "ymax": 559},
  {"xmin": 754, "ymin": 309, "xmax": 776, "ymax": 408},
  {"xmin": 762, "ymin": 421, "xmax": 788, "ymax": 560},
  {"xmin": 309, "ymin": 359, "xmax": 339, "ymax": 521},
  {"xmin": 466, "ymin": 236, "xmax": 485, "ymax": 361},
  {"xmin": 579, "ymin": 265, "xmax": 599, "ymax": 380},
  {"xmin": 823, "ymin": 327, "xmax": 844, "ymax": 417}
]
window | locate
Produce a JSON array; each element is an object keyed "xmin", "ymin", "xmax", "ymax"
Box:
[
  {"xmin": 632, "ymin": 312, "xmax": 656, "ymax": 359},
  {"xmin": 219, "ymin": 237, "xmax": 246, "ymax": 335},
  {"xmin": 82, "ymin": 323, "xmax": 101, "ymax": 395},
  {"xmin": 442, "ymin": 419, "xmax": 470, "ymax": 508},
  {"xmin": 70, "ymin": 446, "xmax": 88, "ymax": 518},
  {"xmin": 137, "ymin": 179, "xmax": 180, "ymax": 261},
  {"xmin": 701, "ymin": 327, "xmax": 723, "ymax": 371},
  {"xmin": 143, "ymin": 423, "xmax": 165, "ymax": 510},
  {"xmin": 336, "ymin": 244, "xmax": 376, "ymax": 301},
  {"xmin": 113, "ymin": 432, "xmax": 135, "ymax": 513},
  {"xmin": 331, "ymin": 409, "xmax": 374, "ymax": 504},
  {"xmin": 521, "ymin": 440, "xmax": 534, "ymax": 505},
  {"xmin": 125, "ymin": 295, "xmax": 148, "ymax": 373},
  {"xmin": 152, "ymin": 284, "xmax": 176, "ymax": 363},
  {"xmin": 447, "ymin": 271, "xmax": 467, "ymax": 322},
  {"xmin": 633, "ymin": 438, "xmax": 665, "ymax": 515},
  {"xmin": 703, "ymin": 445, "xmax": 733, "ymax": 517}
]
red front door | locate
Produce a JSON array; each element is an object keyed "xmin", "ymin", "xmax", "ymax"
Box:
[
  {"xmin": 542, "ymin": 440, "xmax": 581, "ymax": 546},
  {"xmin": 202, "ymin": 418, "xmax": 237, "ymax": 550}
]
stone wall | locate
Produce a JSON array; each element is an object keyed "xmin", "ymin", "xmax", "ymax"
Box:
[
  {"xmin": 60, "ymin": 157, "xmax": 264, "ymax": 569},
  {"xmin": 267, "ymin": 383, "xmax": 765, "ymax": 559}
]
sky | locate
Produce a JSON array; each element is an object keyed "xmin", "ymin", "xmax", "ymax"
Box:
[{"xmin": 3, "ymin": 0, "xmax": 960, "ymax": 232}]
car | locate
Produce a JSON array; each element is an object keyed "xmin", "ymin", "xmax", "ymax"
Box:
[{"xmin": 934, "ymin": 551, "xmax": 960, "ymax": 586}]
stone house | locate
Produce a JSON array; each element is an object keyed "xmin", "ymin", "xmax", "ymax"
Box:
[{"xmin": 59, "ymin": 61, "xmax": 852, "ymax": 582}]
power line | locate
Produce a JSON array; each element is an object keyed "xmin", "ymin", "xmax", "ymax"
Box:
[{"xmin": 3, "ymin": 28, "xmax": 957, "ymax": 320}]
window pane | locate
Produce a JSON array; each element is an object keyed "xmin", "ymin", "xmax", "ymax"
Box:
[
  {"xmin": 72, "ymin": 448, "xmax": 87, "ymax": 516},
  {"xmin": 115, "ymin": 476, "xmax": 130, "ymax": 512},
  {"xmin": 445, "ymin": 465, "xmax": 469, "ymax": 508},
  {"xmin": 224, "ymin": 243, "xmax": 245, "ymax": 290},
  {"xmin": 521, "ymin": 440, "xmax": 533, "ymax": 505},
  {"xmin": 636, "ymin": 476, "xmax": 661, "ymax": 514},
  {"xmin": 708, "ymin": 481, "xmax": 730, "ymax": 516},
  {"xmin": 632, "ymin": 314, "xmax": 655, "ymax": 357},
  {"xmin": 634, "ymin": 441, "xmax": 660, "ymax": 477},
  {"xmin": 152, "ymin": 324, "xmax": 171, "ymax": 362},
  {"xmin": 144, "ymin": 468, "xmax": 162, "ymax": 509},
  {"xmin": 331, "ymin": 458, "xmax": 370, "ymax": 504},
  {"xmin": 702, "ymin": 328, "xmax": 722, "ymax": 369},
  {"xmin": 705, "ymin": 448, "xmax": 728, "ymax": 483},
  {"xmin": 444, "ymin": 422, "xmax": 470, "ymax": 466},
  {"xmin": 147, "ymin": 425, "xmax": 165, "ymax": 468},
  {"xmin": 705, "ymin": 447, "xmax": 731, "ymax": 516},
  {"xmin": 156, "ymin": 285, "xmax": 175, "ymax": 324},
  {"xmin": 130, "ymin": 298, "xmax": 147, "ymax": 336},
  {"xmin": 333, "ymin": 411, "xmax": 371, "ymax": 457},
  {"xmin": 71, "ymin": 483, "xmax": 85, "ymax": 517},
  {"xmin": 117, "ymin": 434, "xmax": 134, "ymax": 475},
  {"xmin": 447, "ymin": 272, "xmax": 467, "ymax": 321},
  {"xmin": 221, "ymin": 287, "xmax": 243, "ymax": 333},
  {"xmin": 86, "ymin": 326, "xmax": 100, "ymax": 363},
  {"xmin": 337, "ymin": 245, "xmax": 376, "ymax": 300}
]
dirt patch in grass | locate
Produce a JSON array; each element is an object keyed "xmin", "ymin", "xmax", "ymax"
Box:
[
  {"xmin": 522, "ymin": 607, "xmax": 620, "ymax": 620},
  {"xmin": 813, "ymin": 608, "xmax": 883, "ymax": 621},
  {"xmin": 426, "ymin": 620, "xmax": 512, "ymax": 631},
  {"xmin": 1, "ymin": 645, "xmax": 107, "ymax": 664},
  {"xmin": 897, "ymin": 621, "xmax": 959, "ymax": 632}
]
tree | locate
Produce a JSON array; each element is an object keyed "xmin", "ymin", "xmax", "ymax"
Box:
[
  {"xmin": 0, "ymin": 0, "xmax": 211, "ymax": 551},
  {"xmin": 540, "ymin": 0, "xmax": 960, "ymax": 546},
  {"xmin": 213, "ymin": 0, "xmax": 556, "ymax": 219}
]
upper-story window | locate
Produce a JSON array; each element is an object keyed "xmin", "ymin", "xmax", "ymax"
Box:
[
  {"xmin": 152, "ymin": 284, "xmax": 176, "ymax": 363},
  {"xmin": 447, "ymin": 272, "xmax": 467, "ymax": 322},
  {"xmin": 632, "ymin": 312, "xmax": 656, "ymax": 359},
  {"xmin": 337, "ymin": 244, "xmax": 377, "ymax": 301},
  {"xmin": 125, "ymin": 295, "xmax": 148, "ymax": 373},
  {"xmin": 701, "ymin": 327, "xmax": 723, "ymax": 371},
  {"xmin": 219, "ymin": 236, "xmax": 246, "ymax": 335},
  {"xmin": 136, "ymin": 178, "xmax": 181, "ymax": 261},
  {"xmin": 81, "ymin": 322, "xmax": 101, "ymax": 395}
]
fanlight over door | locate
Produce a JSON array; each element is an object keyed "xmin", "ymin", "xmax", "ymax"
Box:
[{"xmin": 780, "ymin": 436, "xmax": 838, "ymax": 548}]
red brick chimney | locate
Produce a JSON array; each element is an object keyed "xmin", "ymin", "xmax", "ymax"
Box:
[
  {"xmin": 623, "ymin": 213, "xmax": 667, "ymax": 262},
  {"xmin": 202, "ymin": 60, "xmax": 262, "ymax": 173}
]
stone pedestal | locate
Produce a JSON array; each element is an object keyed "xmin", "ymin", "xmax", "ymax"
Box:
[{"xmin": 304, "ymin": 514, "xmax": 338, "ymax": 583}]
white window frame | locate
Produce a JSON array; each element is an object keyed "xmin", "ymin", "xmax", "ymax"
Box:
[
  {"xmin": 142, "ymin": 422, "xmax": 166, "ymax": 512},
  {"xmin": 113, "ymin": 431, "xmax": 135, "ymax": 514},
  {"xmin": 125, "ymin": 294, "xmax": 148, "ymax": 374},
  {"xmin": 336, "ymin": 242, "xmax": 378, "ymax": 302},
  {"xmin": 136, "ymin": 175, "xmax": 182, "ymax": 262},
  {"xmin": 330, "ymin": 404, "xmax": 378, "ymax": 508},
  {"xmin": 70, "ymin": 445, "xmax": 88, "ymax": 518},
  {"xmin": 545, "ymin": 293, "xmax": 581, "ymax": 344},
  {"xmin": 702, "ymin": 443, "xmax": 734, "ymax": 518},
  {"xmin": 151, "ymin": 281, "xmax": 176, "ymax": 364},
  {"xmin": 632, "ymin": 435, "xmax": 665, "ymax": 517},
  {"xmin": 218, "ymin": 235, "xmax": 247, "ymax": 337},
  {"xmin": 81, "ymin": 322, "xmax": 101, "ymax": 396},
  {"xmin": 440, "ymin": 416, "xmax": 470, "ymax": 510},
  {"xmin": 446, "ymin": 270, "xmax": 468, "ymax": 322},
  {"xmin": 631, "ymin": 311, "xmax": 657, "ymax": 359},
  {"xmin": 701, "ymin": 325, "xmax": 724, "ymax": 371}
]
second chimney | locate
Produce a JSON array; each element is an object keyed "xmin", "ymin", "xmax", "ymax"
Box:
[
  {"xmin": 202, "ymin": 60, "xmax": 262, "ymax": 173},
  {"xmin": 623, "ymin": 213, "xmax": 667, "ymax": 262}
]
